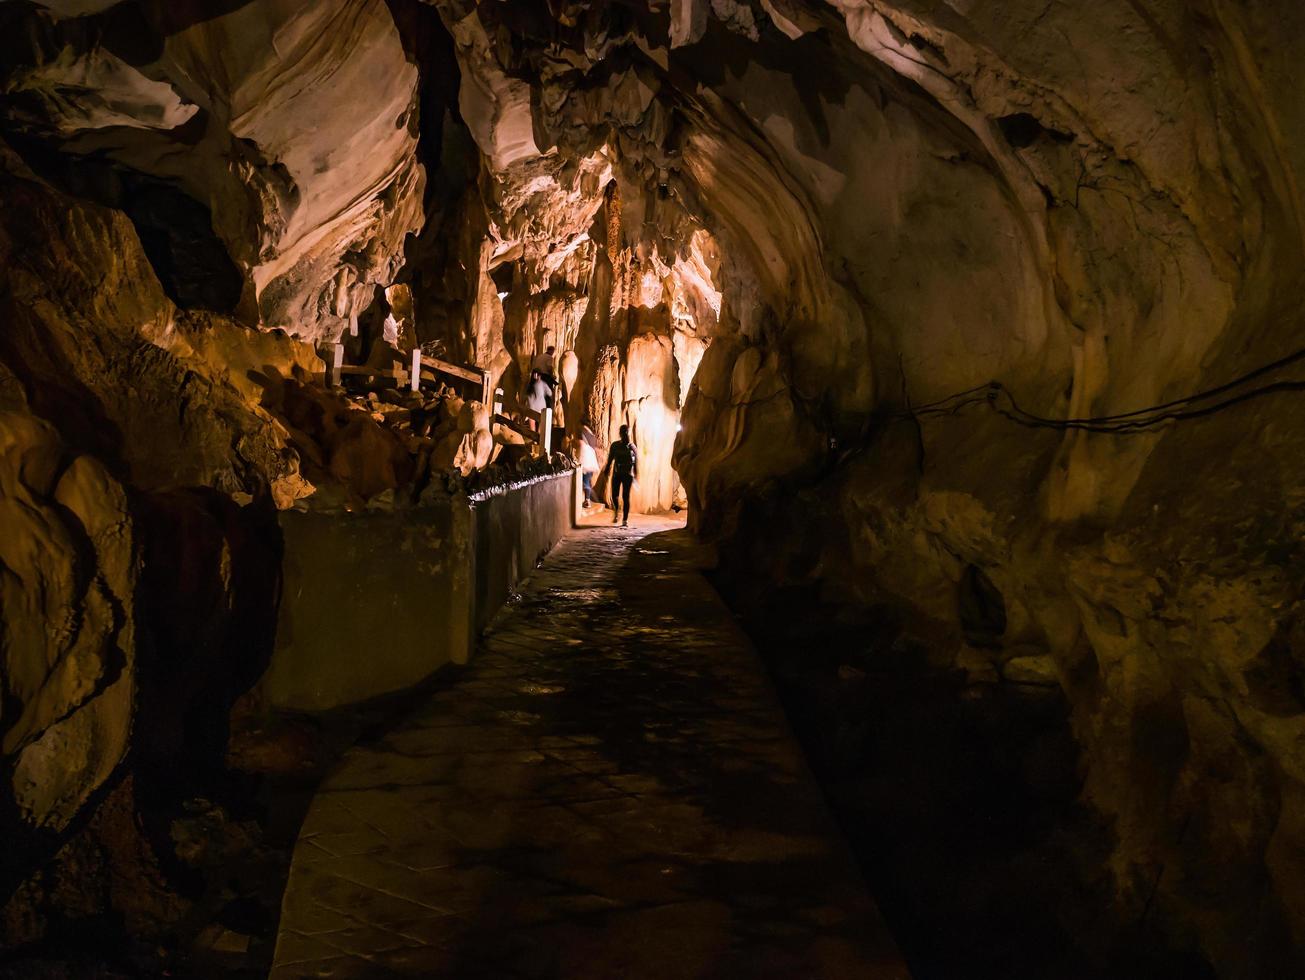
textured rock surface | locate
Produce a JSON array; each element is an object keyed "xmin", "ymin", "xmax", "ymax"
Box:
[
  {"xmin": 1, "ymin": 0, "xmax": 425, "ymax": 339},
  {"xmin": 4, "ymin": 0, "xmax": 1305, "ymax": 973},
  {"xmin": 406, "ymin": 0, "xmax": 1305, "ymax": 972},
  {"xmin": 0, "ymin": 158, "xmax": 302, "ymax": 958},
  {"xmin": 0, "ymin": 414, "xmax": 135, "ymax": 833}
]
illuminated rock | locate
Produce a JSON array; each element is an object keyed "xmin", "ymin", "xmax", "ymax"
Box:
[
  {"xmin": 2, "ymin": 0, "xmax": 424, "ymax": 340},
  {"xmin": 0, "ymin": 416, "xmax": 135, "ymax": 832},
  {"xmin": 5, "ymin": 0, "xmax": 1305, "ymax": 969}
]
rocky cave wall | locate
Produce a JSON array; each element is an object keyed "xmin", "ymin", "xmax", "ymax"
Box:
[
  {"xmin": 392, "ymin": 0, "xmax": 732, "ymax": 513},
  {"xmin": 679, "ymin": 6, "xmax": 1305, "ymax": 973},
  {"xmin": 2, "ymin": 0, "xmax": 425, "ymax": 338},
  {"xmin": 4, "ymin": 0, "xmax": 1305, "ymax": 973},
  {"xmin": 0, "ymin": 0, "xmax": 603, "ymax": 951},
  {"xmin": 0, "ymin": 144, "xmax": 305, "ymax": 950},
  {"xmin": 410, "ymin": 0, "xmax": 1305, "ymax": 972},
  {"xmin": 0, "ymin": 0, "xmax": 439, "ymax": 950}
]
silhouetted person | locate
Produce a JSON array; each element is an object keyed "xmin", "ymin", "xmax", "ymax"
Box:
[{"xmin": 603, "ymin": 424, "xmax": 638, "ymax": 527}]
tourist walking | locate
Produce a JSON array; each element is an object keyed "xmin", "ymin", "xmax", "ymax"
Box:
[
  {"xmin": 602, "ymin": 424, "xmax": 638, "ymax": 527},
  {"xmin": 531, "ymin": 345, "xmax": 558, "ymax": 405},
  {"xmin": 525, "ymin": 370, "xmax": 549, "ymax": 429},
  {"xmin": 579, "ymin": 435, "xmax": 600, "ymax": 507}
]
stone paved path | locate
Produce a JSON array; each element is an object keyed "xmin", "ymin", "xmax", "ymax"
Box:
[{"xmin": 271, "ymin": 516, "xmax": 908, "ymax": 979}]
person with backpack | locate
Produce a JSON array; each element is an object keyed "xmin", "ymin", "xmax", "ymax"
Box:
[{"xmin": 602, "ymin": 424, "xmax": 638, "ymax": 527}]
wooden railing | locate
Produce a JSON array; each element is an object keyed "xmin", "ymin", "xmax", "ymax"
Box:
[
  {"xmin": 408, "ymin": 351, "xmax": 492, "ymax": 406},
  {"xmin": 324, "ymin": 343, "xmax": 410, "ymax": 387},
  {"xmin": 324, "ymin": 343, "xmax": 490, "ymax": 405},
  {"xmin": 324, "ymin": 343, "xmax": 556, "ymax": 455},
  {"xmin": 494, "ymin": 408, "xmax": 553, "ymax": 454}
]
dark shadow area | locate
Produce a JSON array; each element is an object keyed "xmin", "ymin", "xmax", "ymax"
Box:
[
  {"xmin": 0, "ymin": 489, "xmax": 284, "ymax": 978},
  {"xmin": 118, "ymin": 172, "xmax": 245, "ymax": 313},
  {"xmin": 2, "ymin": 134, "xmax": 244, "ymax": 315},
  {"xmin": 0, "ymin": 582, "xmax": 472, "ymax": 980},
  {"xmin": 383, "ymin": 0, "xmax": 482, "ymax": 357},
  {"xmin": 0, "ymin": 0, "xmax": 265, "ymax": 72},
  {"xmin": 710, "ymin": 565, "xmax": 1219, "ymax": 980},
  {"xmin": 438, "ymin": 526, "xmax": 895, "ymax": 976}
]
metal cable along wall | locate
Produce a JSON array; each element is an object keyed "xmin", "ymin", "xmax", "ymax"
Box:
[{"xmin": 898, "ymin": 344, "xmax": 1305, "ymax": 434}]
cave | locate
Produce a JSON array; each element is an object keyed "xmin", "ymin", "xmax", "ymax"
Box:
[{"xmin": 2, "ymin": 1, "xmax": 1304, "ymax": 977}]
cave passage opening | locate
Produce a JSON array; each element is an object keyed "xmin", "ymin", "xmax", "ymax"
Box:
[{"xmin": 386, "ymin": 160, "xmax": 725, "ymax": 517}]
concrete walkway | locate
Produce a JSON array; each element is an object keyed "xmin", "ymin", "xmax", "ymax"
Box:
[{"xmin": 271, "ymin": 515, "xmax": 907, "ymax": 979}]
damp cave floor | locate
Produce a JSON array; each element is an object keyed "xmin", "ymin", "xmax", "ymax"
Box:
[{"xmin": 270, "ymin": 513, "xmax": 908, "ymax": 979}]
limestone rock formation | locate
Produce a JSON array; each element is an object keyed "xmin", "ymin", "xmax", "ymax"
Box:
[
  {"xmin": 410, "ymin": 0, "xmax": 1305, "ymax": 971},
  {"xmin": 4, "ymin": 0, "xmax": 1305, "ymax": 973},
  {"xmin": 1, "ymin": 414, "xmax": 135, "ymax": 833},
  {"xmin": 1, "ymin": 0, "xmax": 425, "ymax": 339}
]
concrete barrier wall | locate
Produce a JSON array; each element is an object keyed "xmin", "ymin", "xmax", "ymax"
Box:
[
  {"xmin": 472, "ymin": 473, "xmax": 576, "ymax": 632},
  {"xmin": 264, "ymin": 471, "xmax": 574, "ymax": 712}
]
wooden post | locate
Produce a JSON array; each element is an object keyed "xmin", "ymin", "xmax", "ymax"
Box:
[
  {"xmin": 329, "ymin": 343, "xmax": 345, "ymax": 387},
  {"xmin": 410, "ymin": 348, "xmax": 423, "ymax": 393},
  {"xmin": 481, "ymin": 370, "xmax": 492, "ymax": 407},
  {"xmin": 493, "ymin": 387, "xmax": 504, "ymax": 416},
  {"xmin": 542, "ymin": 406, "xmax": 553, "ymax": 455}
]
